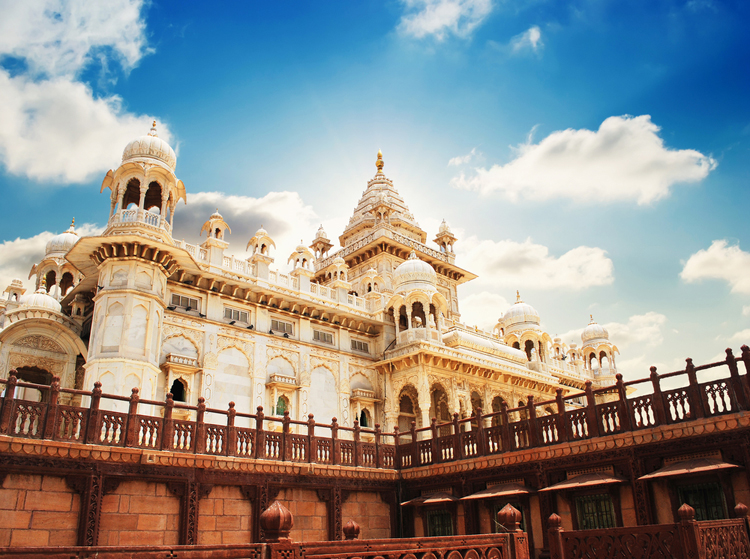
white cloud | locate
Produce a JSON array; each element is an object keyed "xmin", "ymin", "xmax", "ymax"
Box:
[
  {"xmin": 743, "ymin": 305, "xmax": 750, "ymax": 317},
  {"xmin": 458, "ymin": 236, "xmax": 614, "ymax": 290},
  {"xmin": 0, "ymin": 0, "xmax": 161, "ymax": 184},
  {"xmin": 729, "ymin": 329, "xmax": 750, "ymax": 345},
  {"xmin": 0, "ymin": 1, "xmax": 149, "ymax": 78},
  {"xmin": 398, "ymin": 0, "xmax": 493, "ymax": 40},
  {"xmin": 0, "ymin": 222, "xmax": 103, "ymax": 293},
  {"xmin": 457, "ymin": 291, "xmax": 509, "ymax": 331},
  {"xmin": 452, "ymin": 115, "xmax": 717, "ymax": 204},
  {"xmin": 172, "ymin": 191, "xmax": 323, "ymax": 273},
  {"xmin": 681, "ymin": 240, "xmax": 750, "ymax": 294},
  {"xmin": 448, "ymin": 148, "xmax": 478, "ymax": 166},
  {"xmin": 511, "ymin": 25, "xmax": 543, "ymax": 54}
]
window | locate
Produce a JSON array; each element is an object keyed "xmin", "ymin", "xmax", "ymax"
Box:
[
  {"xmin": 313, "ymin": 329, "xmax": 333, "ymax": 344},
  {"xmin": 574, "ymin": 493, "xmax": 616, "ymax": 530},
  {"xmin": 224, "ymin": 307, "xmax": 249, "ymax": 323},
  {"xmin": 677, "ymin": 482, "xmax": 726, "ymax": 521},
  {"xmin": 271, "ymin": 319, "xmax": 294, "ymax": 335},
  {"xmin": 425, "ymin": 510, "xmax": 453, "ymax": 536},
  {"xmin": 171, "ymin": 294, "xmax": 199, "ymax": 311},
  {"xmin": 351, "ymin": 339, "xmax": 369, "ymax": 353},
  {"xmin": 275, "ymin": 396, "xmax": 289, "ymax": 416}
]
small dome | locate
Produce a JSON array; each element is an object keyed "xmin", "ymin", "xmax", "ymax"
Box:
[
  {"xmin": 315, "ymin": 225, "xmax": 328, "ymax": 239},
  {"xmin": 502, "ymin": 292, "xmax": 540, "ymax": 328},
  {"xmin": 45, "ymin": 219, "xmax": 78, "ymax": 255},
  {"xmin": 439, "ymin": 219, "xmax": 452, "ymax": 234},
  {"xmin": 255, "ymin": 225, "xmax": 268, "ymax": 236},
  {"xmin": 333, "ymin": 256, "xmax": 346, "ymax": 266},
  {"xmin": 393, "ymin": 251, "xmax": 437, "ymax": 293},
  {"xmin": 20, "ymin": 286, "xmax": 62, "ymax": 312},
  {"xmin": 210, "ymin": 209, "xmax": 223, "ymax": 220},
  {"xmin": 122, "ymin": 121, "xmax": 176, "ymax": 170},
  {"xmin": 582, "ymin": 316, "xmax": 609, "ymax": 343}
]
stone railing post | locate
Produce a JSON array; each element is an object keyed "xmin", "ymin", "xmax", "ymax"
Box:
[
  {"xmin": 255, "ymin": 406, "xmax": 266, "ymax": 459},
  {"xmin": 353, "ymin": 418, "xmax": 361, "ymax": 467},
  {"xmin": 735, "ymin": 502, "xmax": 750, "ymax": 538},
  {"xmin": 307, "ymin": 414, "xmax": 316, "ymax": 463},
  {"xmin": 281, "ymin": 411, "xmax": 291, "ymax": 462},
  {"xmin": 452, "ymin": 412, "xmax": 463, "ymax": 460},
  {"xmin": 393, "ymin": 426, "xmax": 401, "ymax": 468},
  {"xmin": 124, "ymin": 387, "xmax": 140, "ymax": 447},
  {"xmin": 331, "ymin": 417, "xmax": 339, "ymax": 465},
  {"xmin": 584, "ymin": 381, "xmax": 600, "ymax": 438},
  {"xmin": 430, "ymin": 417, "xmax": 440, "ymax": 463},
  {"xmin": 741, "ymin": 346, "xmax": 750, "ymax": 402},
  {"xmin": 526, "ymin": 397, "xmax": 539, "ymax": 447},
  {"xmin": 684, "ymin": 359, "xmax": 705, "ymax": 419},
  {"xmin": 555, "ymin": 388, "xmax": 569, "ymax": 442},
  {"xmin": 161, "ymin": 393, "xmax": 175, "ymax": 451},
  {"xmin": 498, "ymin": 504, "xmax": 530, "ymax": 559},
  {"xmin": 474, "ymin": 407, "xmax": 486, "ymax": 456},
  {"xmin": 374, "ymin": 423, "xmax": 382, "ymax": 468},
  {"xmin": 194, "ymin": 397, "xmax": 206, "ymax": 454},
  {"xmin": 342, "ymin": 519, "xmax": 360, "ymax": 540},
  {"xmin": 677, "ymin": 503, "xmax": 703, "ymax": 559},
  {"xmin": 410, "ymin": 421, "xmax": 419, "ymax": 466},
  {"xmin": 547, "ymin": 513, "xmax": 564, "ymax": 559},
  {"xmin": 260, "ymin": 500, "xmax": 293, "ymax": 543},
  {"xmin": 500, "ymin": 401, "xmax": 511, "ymax": 451},
  {"xmin": 0, "ymin": 373, "xmax": 17, "ymax": 435},
  {"xmin": 615, "ymin": 374, "xmax": 633, "ymax": 430},
  {"xmin": 226, "ymin": 401, "xmax": 237, "ymax": 457},
  {"xmin": 85, "ymin": 381, "xmax": 102, "ymax": 444},
  {"xmin": 650, "ymin": 367, "xmax": 668, "ymax": 425},
  {"xmin": 43, "ymin": 376, "xmax": 60, "ymax": 440},
  {"xmin": 727, "ymin": 348, "xmax": 749, "ymax": 410}
]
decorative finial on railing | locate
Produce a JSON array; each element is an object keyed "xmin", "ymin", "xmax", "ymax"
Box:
[
  {"xmin": 260, "ymin": 501, "xmax": 293, "ymax": 542},
  {"xmin": 497, "ymin": 504, "xmax": 522, "ymax": 532},
  {"xmin": 343, "ymin": 519, "xmax": 360, "ymax": 540},
  {"xmin": 678, "ymin": 503, "xmax": 696, "ymax": 521}
]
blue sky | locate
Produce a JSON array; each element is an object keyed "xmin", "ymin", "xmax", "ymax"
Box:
[{"xmin": 0, "ymin": 0, "xmax": 748, "ymax": 378}]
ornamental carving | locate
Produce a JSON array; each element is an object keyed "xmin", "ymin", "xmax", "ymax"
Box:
[
  {"xmin": 15, "ymin": 335, "xmax": 65, "ymax": 354},
  {"xmin": 203, "ymin": 352, "xmax": 218, "ymax": 370},
  {"xmin": 8, "ymin": 353, "xmax": 64, "ymax": 375},
  {"xmin": 267, "ymin": 346, "xmax": 299, "ymax": 375},
  {"xmin": 217, "ymin": 335, "xmax": 254, "ymax": 367},
  {"xmin": 162, "ymin": 324, "xmax": 204, "ymax": 360}
]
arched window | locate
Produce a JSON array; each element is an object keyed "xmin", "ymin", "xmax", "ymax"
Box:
[
  {"xmin": 170, "ymin": 379, "xmax": 186, "ymax": 402},
  {"xmin": 359, "ymin": 409, "xmax": 369, "ymax": 427},
  {"xmin": 275, "ymin": 395, "xmax": 289, "ymax": 416},
  {"xmin": 60, "ymin": 272, "xmax": 74, "ymax": 296},
  {"xmin": 123, "ymin": 178, "xmax": 141, "ymax": 209},
  {"xmin": 44, "ymin": 270, "xmax": 56, "ymax": 293},
  {"xmin": 144, "ymin": 181, "xmax": 162, "ymax": 212},
  {"xmin": 524, "ymin": 340, "xmax": 535, "ymax": 361}
]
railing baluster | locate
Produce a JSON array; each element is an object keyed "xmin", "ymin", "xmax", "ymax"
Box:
[
  {"xmin": 226, "ymin": 401, "xmax": 236, "ymax": 457},
  {"xmin": 727, "ymin": 348, "xmax": 749, "ymax": 410},
  {"xmin": 0, "ymin": 373, "xmax": 18, "ymax": 435},
  {"xmin": 43, "ymin": 376, "xmax": 60, "ymax": 440},
  {"xmin": 650, "ymin": 367, "xmax": 667, "ymax": 425},
  {"xmin": 124, "ymin": 387, "xmax": 139, "ymax": 447}
]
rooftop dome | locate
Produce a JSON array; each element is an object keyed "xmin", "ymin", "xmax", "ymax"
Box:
[
  {"xmin": 581, "ymin": 316, "xmax": 609, "ymax": 344},
  {"xmin": 45, "ymin": 219, "xmax": 78, "ymax": 255},
  {"xmin": 20, "ymin": 284, "xmax": 61, "ymax": 312},
  {"xmin": 438, "ymin": 219, "xmax": 452, "ymax": 234},
  {"xmin": 393, "ymin": 251, "xmax": 437, "ymax": 293},
  {"xmin": 502, "ymin": 291, "xmax": 540, "ymax": 328},
  {"xmin": 315, "ymin": 225, "xmax": 328, "ymax": 239},
  {"xmin": 122, "ymin": 121, "xmax": 176, "ymax": 170}
]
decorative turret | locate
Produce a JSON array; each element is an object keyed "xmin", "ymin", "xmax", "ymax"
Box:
[
  {"xmin": 199, "ymin": 209, "xmax": 231, "ymax": 267},
  {"xmin": 100, "ymin": 121, "xmax": 186, "ymax": 243},
  {"xmin": 310, "ymin": 225, "xmax": 333, "ymax": 260},
  {"xmin": 28, "ymin": 219, "xmax": 81, "ymax": 299},
  {"xmin": 433, "ymin": 219, "xmax": 457, "ymax": 256},
  {"xmin": 288, "ymin": 241, "xmax": 315, "ymax": 290},
  {"xmin": 247, "ymin": 226, "xmax": 276, "ymax": 279},
  {"xmin": 580, "ymin": 315, "xmax": 618, "ymax": 378}
]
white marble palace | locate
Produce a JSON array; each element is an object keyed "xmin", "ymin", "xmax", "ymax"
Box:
[{"xmin": 0, "ymin": 124, "xmax": 620, "ymax": 431}]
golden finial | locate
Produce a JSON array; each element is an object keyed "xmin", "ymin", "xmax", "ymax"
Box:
[
  {"xmin": 376, "ymin": 150, "xmax": 384, "ymax": 174},
  {"xmin": 516, "ymin": 290, "xmax": 521, "ymax": 303},
  {"xmin": 153, "ymin": 120, "xmax": 156, "ymax": 127},
  {"xmin": 590, "ymin": 314, "xmax": 594, "ymax": 322},
  {"xmin": 70, "ymin": 217, "xmax": 75, "ymax": 227}
]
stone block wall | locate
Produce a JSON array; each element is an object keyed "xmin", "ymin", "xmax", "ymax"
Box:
[
  {"xmin": 276, "ymin": 488, "xmax": 328, "ymax": 541},
  {"xmin": 0, "ymin": 474, "xmax": 79, "ymax": 547},
  {"xmin": 99, "ymin": 480, "xmax": 180, "ymax": 545},
  {"xmin": 341, "ymin": 491, "xmax": 391, "ymax": 539},
  {"xmin": 198, "ymin": 485, "xmax": 253, "ymax": 544}
]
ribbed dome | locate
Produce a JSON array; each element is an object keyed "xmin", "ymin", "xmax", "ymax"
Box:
[
  {"xmin": 20, "ymin": 286, "xmax": 62, "ymax": 312},
  {"xmin": 315, "ymin": 225, "xmax": 328, "ymax": 239},
  {"xmin": 393, "ymin": 251, "xmax": 437, "ymax": 293},
  {"xmin": 439, "ymin": 219, "xmax": 452, "ymax": 234},
  {"xmin": 45, "ymin": 220, "xmax": 78, "ymax": 255},
  {"xmin": 502, "ymin": 292, "xmax": 540, "ymax": 328},
  {"xmin": 582, "ymin": 316, "xmax": 609, "ymax": 343},
  {"xmin": 122, "ymin": 122, "xmax": 176, "ymax": 170}
]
